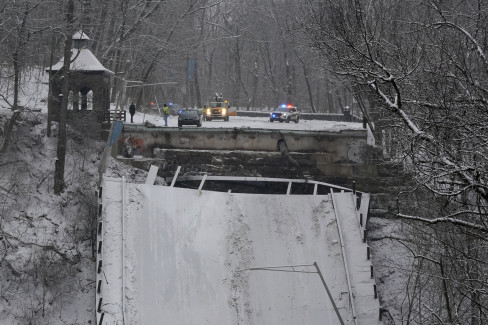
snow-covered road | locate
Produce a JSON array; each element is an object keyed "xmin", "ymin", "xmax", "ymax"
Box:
[
  {"xmin": 130, "ymin": 110, "xmax": 366, "ymax": 132},
  {"xmin": 126, "ymin": 185, "xmax": 347, "ymax": 324}
]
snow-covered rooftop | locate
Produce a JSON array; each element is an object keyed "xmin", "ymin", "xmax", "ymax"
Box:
[
  {"xmin": 48, "ymin": 48, "xmax": 114, "ymax": 75},
  {"xmin": 72, "ymin": 30, "xmax": 90, "ymax": 40}
]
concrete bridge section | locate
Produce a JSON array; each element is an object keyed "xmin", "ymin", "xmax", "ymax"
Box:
[
  {"xmin": 95, "ymin": 176, "xmax": 382, "ymax": 325},
  {"xmin": 114, "ymin": 125, "xmax": 368, "ymax": 158},
  {"xmin": 110, "ymin": 125, "xmax": 389, "ymax": 190}
]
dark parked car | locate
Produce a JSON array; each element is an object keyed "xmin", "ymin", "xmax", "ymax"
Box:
[
  {"xmin": 178, "ymin": 109, "xmax": 202, "ymax": 127},
  {"xmin": 270, "ymin": 104, "xmax": 300, "ymax": 123}
]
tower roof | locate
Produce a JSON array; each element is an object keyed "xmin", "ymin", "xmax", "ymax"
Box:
[
  {"xmin": 47, "ymin": 48, "xmax": 114, "ymax": 75},
  {"xmin": 72, "ymin": 30, "xmax": 90, "ymax": 40}
]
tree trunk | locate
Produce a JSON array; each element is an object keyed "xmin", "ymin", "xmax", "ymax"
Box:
[
  {"xmin": 251, "ymin": 55, "xmax": 259, "ymax": 109},
  {"xmin": 13, "ymin": 51, "xmax": 20, "ymax": 109},
  {"xmin": 296, "ymin": 51, "xmax": 316, "ymax": 113},
  {"xmin": 207, "ymin": 49, "xmax": 214, "ymax": 99},
  {"xmin": 233, "ymin": 40, "xmax": 242, "ymax": 109},
  {"xmin": 47, "ymin": 35, "xmax": 58, "ymax": 137},
  {"xmin": 12, "ymin": 2, "xmax": 28, "ymax": 111},
  {"xmin": 194, "ymin": 59, "xmax": 202, "ymax": 108},
  {"xmin": 325, "ymin": 78, "xmax": 334, "ymax": 113},
  {"xmin": 315, "ymin": 78, "xmax": 320, "ymax": 112},
  {"xmin": 54, "ymin": 0, "xmax": 74, "ymax": 195},
  {"xmin": 194, "ymin": 0, "xmax": 206, "ymax": 108},
  {"xmin": 283, "ymin": 48, "xmax": 292, "ymax": 103},
  {"xmin": 0, "ymin": 111, "xmax": 20, "ymax": 154},
  {"xmin": 439, "ymin": 257, "xmax": 453, "ymax": 323}
]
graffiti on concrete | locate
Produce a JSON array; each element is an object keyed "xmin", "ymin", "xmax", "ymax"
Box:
[
  {"xmin": 121, "ymin": 135, "xmax": 145, "ymax": 157},
  {"xmin": 347, "ymin": 141, "xmax": 366, "ymax": 163}
]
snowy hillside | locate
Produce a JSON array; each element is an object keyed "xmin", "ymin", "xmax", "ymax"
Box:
[{"xmin": 0, "ymin": 69, "xmax": 150, "ymax": 324}]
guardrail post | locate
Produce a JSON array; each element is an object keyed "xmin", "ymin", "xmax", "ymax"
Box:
[
  {"xmin": 97, "ymin": 260, "xmax": 102, "ymax": 274},
  {"xmin": 97, "ymin": 297, "xmax": 103, "ymax": 312},
  {"xmin": 98, "ymin": 222, "xmax": 102, "ymax": 235},
  {"xmin": 374, "ymin": 284, "xmax": 378, "ymax": 298},
  {"xmin": 97, "ymin": 241, "xmax": 102, "ymax": 254},
  {"xmin": 359, "ymin": 213, "xmax": 363, "ymax": 227},
  {"xmin": 363, "ymin": 229, "xmax": 367, "ymax": 243},
  {"xmin": 367, "ymin": 246, "xmax": 370, "ymax": 260},
  {"xmin": 370, "ymin": 265, "xmax": 374, "ymax": 278},
  {"xmin": 99, "ymin": 313, "xmax": 104, "ymax": 325},
  {"xmin": 97, "ymin": 280, "xmax": 102, "ymax": 294}
]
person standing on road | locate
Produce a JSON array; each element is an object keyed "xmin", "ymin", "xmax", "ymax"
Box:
[
  {"xmin": 129, "ymin": 102, "xmax": 136, "ymax": 123},
  {"xmin": 163, "ymin": 103, "xmax": 170, "ymax": 126}
]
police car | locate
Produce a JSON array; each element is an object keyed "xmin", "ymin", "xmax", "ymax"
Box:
[{"xmin": 270, "ymin": 104, "xmax": 300, "ymax": 123}]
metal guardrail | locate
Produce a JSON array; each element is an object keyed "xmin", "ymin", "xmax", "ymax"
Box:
[
  {"xmin": 165, "ymin": 174, "xmax": 364, "ymax": 195},
  {"xmin": 95, "ymin": 187, "xmax": 105, "ymax": 325},
  {"xmin": 104, "ymin": 110, "xmax": 126, "ymax": 122},
  {"xmin": 235, "ymin": 110, "xmax": 363, "ymax": 122},
  {"xmin": 330, "ymin": 190, "xmax": 358, "ymax": 325}
]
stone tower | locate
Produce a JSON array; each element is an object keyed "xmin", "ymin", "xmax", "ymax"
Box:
[{"xmin": 46, "ymin": 31, "xmax": 114, "ymax": 138}]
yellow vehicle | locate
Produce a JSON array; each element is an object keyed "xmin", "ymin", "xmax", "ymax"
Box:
[{"xmin": 203, "ymin": 93, "xmax": 235, "ymax": 121}]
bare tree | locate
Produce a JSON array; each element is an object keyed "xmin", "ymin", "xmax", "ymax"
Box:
[
  {"xmin": 303, "ymin": 0, "xmax": 488, "ymax": 323},
  {"xmin": 0, "ymin": 0, "xmax": 40, "ymax": 153},
  {"xmin": 53, "ymin": 0, "xmax": 74, "ymax": 195}
]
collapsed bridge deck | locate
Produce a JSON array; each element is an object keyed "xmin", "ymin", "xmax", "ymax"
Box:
[{"xmin": 96, "ymin": 176, "xmax": 381, "ymax": 324}]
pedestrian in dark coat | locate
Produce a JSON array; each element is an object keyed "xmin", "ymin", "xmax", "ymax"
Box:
[{"xmin": 129, "ymin": 102, "xmax": 136, "ymax": 123}]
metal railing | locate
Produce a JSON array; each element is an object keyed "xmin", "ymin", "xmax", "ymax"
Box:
[{"xmin": 104, "ymin": 110, "xmax": 126, "ymax": 122}]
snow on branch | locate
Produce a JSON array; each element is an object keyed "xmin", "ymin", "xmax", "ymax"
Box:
[
  {"xmin": 433, "ymin": 21, "xmax": 488, "ymax": 68},
  {"xmin": 405, "ymin": 100, "xmax": 446, "ymax": 110},
  {"xmin": 396, "ymin": 213, "xmax": 488, "ymax": 233},
  {"xmin": 367, "ymin": 58, "xmax": 486, "ymax": 200},
  {"xmin": 369, "ymin": 79, "xmax": 433, "ymax": 142}
]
